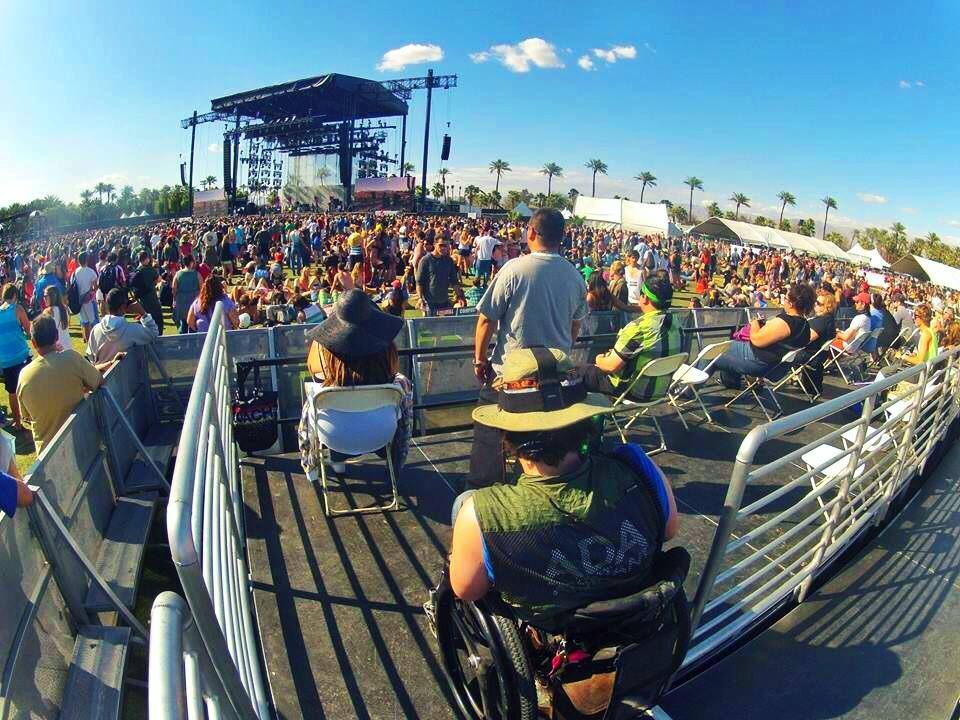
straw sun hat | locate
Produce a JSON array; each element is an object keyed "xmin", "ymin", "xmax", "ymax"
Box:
[{"xmin": 472, "ymin": 348, "xmax": 610, "ymax": 432}]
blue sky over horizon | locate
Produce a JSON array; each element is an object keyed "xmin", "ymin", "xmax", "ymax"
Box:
[{"xmin": 0, "ymin": 1, "xmax": 956, "ymax": 240}]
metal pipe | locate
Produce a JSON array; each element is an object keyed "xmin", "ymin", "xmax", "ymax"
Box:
[
  {"xmin": 149, "ymin": 592, "xmax": 188, "ymax": 719},
  {"xmin": 419, "ymin": 68, "xmax": 433, "ymax": 210},
  {"xmin": 188, "ymin": 110, "xmax": 197, "ymax": 217}
]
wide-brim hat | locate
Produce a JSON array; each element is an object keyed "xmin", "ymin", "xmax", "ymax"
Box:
[
  {"xmin": 305, "ymin": 288, "xmax": 403, "ymax": 357},
  {"xmin": 473, "ymin": 347, "xmax": 610, "ymax": 432}
]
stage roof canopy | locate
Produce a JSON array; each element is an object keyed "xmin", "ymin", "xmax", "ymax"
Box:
[
  {"xmin": 211, "ymin": 73, "xmax": 408, "ymax": 122},
  {"xmin": 573, "ymin": 196, "xmax": 669, "ymax": 236}
]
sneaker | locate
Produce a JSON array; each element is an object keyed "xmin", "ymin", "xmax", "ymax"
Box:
[
  {"xmin": 423, "ymin": 593, "xmax": 438, "ymax": 639},
  {"xmin": 331, "ymin": 461, "xmax": 346, "ymax": 475}
]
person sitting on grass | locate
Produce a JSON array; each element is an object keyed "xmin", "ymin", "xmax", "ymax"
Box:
[{"xmin": 579, "ymin": 270, "xmax": 682, "ymax": 401}]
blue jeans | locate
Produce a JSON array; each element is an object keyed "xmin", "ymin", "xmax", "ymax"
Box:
[
  {"xmin": 712, "ymin": 341, "xmax": 771, "ymax": 388},
  {"xmin": 450, "ymin": 489, "xmax": 477, "ymax": 526}
]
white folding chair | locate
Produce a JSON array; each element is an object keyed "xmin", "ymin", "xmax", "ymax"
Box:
[
  {"xmin": 306, "ymin": 383, "xmax": 404, "ymax": 517},
  {"xmin": 667, "ymin": 340, "xmax": 732, "ymax": 429},
  {"xmin": 604, "ymin": 352, "xmax": 689, "ymax": 455},
  {"xmin": 823, "ymin": 330, "xmax": 869, "ymax": 384}
]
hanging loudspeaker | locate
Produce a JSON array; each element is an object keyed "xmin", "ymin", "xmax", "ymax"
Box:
[
  {"xmin": 180, "ymin": 162, "xmax": 187, "ymax": 187},
  {"xmin": 441, "ymin": 134, "xmax": 451, "ymax": 161},
  {"xmin": 222, "ymin": 136, "xmax": 232, "ymax": 194}
]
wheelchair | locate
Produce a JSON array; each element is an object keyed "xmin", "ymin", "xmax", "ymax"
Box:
[{"xmin": 429, "ymin": 547, "xmax": 692, "ymax": 720}]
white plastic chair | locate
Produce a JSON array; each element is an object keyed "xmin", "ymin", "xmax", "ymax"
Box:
[
  {"xmin": 604, "ymin": 352, "xmax": 689, "ymax": 455},
  {"xmin": 667, "ymin": 340, "xmax": 732, "ymax": 429},
  {"xmin": 307, "ymin": 383, "xmax": 403, "ymax": 517}
]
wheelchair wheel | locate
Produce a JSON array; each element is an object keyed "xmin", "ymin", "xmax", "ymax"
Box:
[{"xmin": 435, "ymin": 587, "xmax": 537, "ymax": 720}]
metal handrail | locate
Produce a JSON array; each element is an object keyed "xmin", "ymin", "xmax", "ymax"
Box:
[
  {"xmin": 166, "ymin": 302, "xmax": 270, "ymax": 720},
  {"xmin": 683, "ymin": 346, "xmax": 960, "ymax": 670}
]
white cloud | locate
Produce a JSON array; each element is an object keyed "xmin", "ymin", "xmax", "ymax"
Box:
[
  {"xmin": 644, "ymin": 42, "xmax": 657, "ymax": 54},
  {"xmin": 376, "ymin": 43, "xmax": 443, "ymax": 72},
  {"xmin": 592, "ymin": 45, "xmax": 637, "ymax": 63},
  {"xmin": 900, "ymin": 207, "xmax": 917, "ymax": 214},
  {"xmin": 947, "ymin": 220, "xmax": 960, "ymax": 228},
  {"xmin": 899, "ymin": 80, "xmax": 911, "ymax": 89},
  {"xmin": 942, "ymin": 235, "xmax": 960, "ymax": 248},
  {"xmin": 472, "ymin": 38, "xmax": 564, "ymax": 73},
  {"xmin": 577, "ymin": 55, "xmax": 595, "ymax": 71},
  {"xmin": 207, "ymin": 143, "xmax": 221, "ymax": 153},
  {"xmin": 915, "ymin": 80, "xmax": 925, "ymax": 87},
  {"xmin": 856, "ymin": 192, "xmax": 887, "ymax": 204}
]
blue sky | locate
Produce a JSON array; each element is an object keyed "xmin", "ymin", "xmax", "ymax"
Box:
[{"xmin": 0, "ymin": 1, "xmax": 956, "ymax": 241}]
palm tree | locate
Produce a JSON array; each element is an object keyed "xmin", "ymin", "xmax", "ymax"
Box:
[
  {"xmin": 541, "ymin": 163, "xmax": 563, "ymax": 194},
  {"xmin": 584, "ymin": 159, "xmax": 608, "ymax": 197},
  {"xmin": 401, "ymin": 162, "xmax": 415, "ymax": 176},
  {"xmin": 202, "ymin": 175, "xmax": 217, "ymax": 191},
  {"xmin": 94, "ymin": 182, "xmax": 108, "ymax": 203},
  {"xmin": 80, "ymin": 190, "xmax": 94, "ymax": 204},
  {"xmin": 634, "ymin": 171, "xmax": 657, "ymax": 202},
  {"xmin": 463, "ymin": 184, "xmax": 481, "ymax": 209},
  {"xmin": 683, "ymin": 176, "xmax": 704, "ymax": 223},
  {"xmin": 821, "ymin": 196, "xmax": 838, "ymax": 238},
  {"xmin": 730, "ymin": 192, "xmax": 750, "ymax": 220},
  {"xmin": 777, "ymin": 191, "xmax": 796, "ymax": 228},
  {"xmin": 568, "ymin": 188, "xmax": 580, "ymax": 207},
  {"xmin": 316, "ymin": 166, "xmax": 331, "ymax": 186},
  {"xmin": 103, "ymin": 183, "xmax": 116, "ymax": 203},
  {"xmin": 706, "ymin": 201, "xmax": 722, "ymax": 218},
  {"xmin": 437, "ymin": 168, "xmax": 450, "ymax": 200},
  {"xmin": 431, "ymin": 182, "xmax": 445, "ymax": 200},
  {"xmin": 890, "ymin": 221, "xmax": 907, "ymax": 245},
  {"xmin": 488, "ymin": 159, "xmax": 511, "ymax": 193},
  {"xmin": 42, "ymin": 194, "xmax": 64, "ymax": 208}
]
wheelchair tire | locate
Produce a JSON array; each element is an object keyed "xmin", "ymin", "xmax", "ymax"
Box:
[{"xmin": 436, "ymin": 588, "xmax": 537, "ymax": 720}]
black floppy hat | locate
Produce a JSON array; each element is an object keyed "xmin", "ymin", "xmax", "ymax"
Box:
[{"xmin": 305, "ymin": 289, "xmax": 403, "ymax": 357}]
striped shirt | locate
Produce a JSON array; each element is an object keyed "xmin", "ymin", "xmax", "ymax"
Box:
[{"xmin": 609, "ymin": 311, "xmax": 682, "ymax": 400}]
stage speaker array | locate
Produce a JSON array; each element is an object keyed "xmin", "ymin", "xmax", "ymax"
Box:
[
  {"xmin": 180, "ymin": 162, "xmax": 187, "ymax": 187},
  {"xmin": 222, "ymin": 136, "xmax": 233, "ymax": 194},
  {"xmin": 441, "ymin": 134, "xmax": 452, "ymax": 161}
]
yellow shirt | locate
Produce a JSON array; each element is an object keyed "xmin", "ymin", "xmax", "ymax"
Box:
[
  {"xmin": 348, "ymin": 232, "xmax": 363, "ymax": 249},
  {"xmin": 17, "ymin": 349, "xmax": 101, "ymax": 452}
]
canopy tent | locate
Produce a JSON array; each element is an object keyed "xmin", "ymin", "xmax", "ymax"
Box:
[
  {"xmin": 847, "ymin": 242, "xmax": 890, "ymax": 269},
  {"xmin": 560, "ymin": 208, "xmax": 573, "ymax": 220},
  {"xmin": 573, "ymin": 196, "xmax": 669, "ymax": 236},
  {"xmin": 120, "ymin": 213, "xmax": 129, "ymax": 219},
  {"xmin": 889, "ymin": 254, "xmax": 960, "ymax": 291},
  {"xmin": 688, "ymin": 217, "xmax": 856, "ymax": 261},
  {"xmin": 139, "ymin": 210, "xmax": 149, "ymax": 217},
  {"xmin": 512, "ymin": 201, "xmax": 533, "ymax": 218}
]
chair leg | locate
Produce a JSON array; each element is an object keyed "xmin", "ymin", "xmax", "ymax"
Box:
[
  {"xmin": 383, "ymin": 441, "xmax": 400, "ymax": 513},
  {"xmin": 610, "ymin": 411, "xmax": 628, "ymax": 444},
  {"xmin": 668, "ymin": 392, "xmax": 690, "ymax": 431},
  {"xmin": 322, "ymin": 442, "xmax": 401, "ymax": 517},
  {"xmin": 724, "ymin": 379, "xmax": 757, "ymax": 409},
  {"xmin": 320, "ymin": 447, "xmax": 333, "ymax": 517},
  {"xmin": 648, "ymin": 414, "xmax": 667, "ymax": 455}
]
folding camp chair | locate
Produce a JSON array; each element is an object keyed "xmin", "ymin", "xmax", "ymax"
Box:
[
  {"xmin": 604, "ymin": 352, "xmax": 689, "ymax": 455},
  {"xmin": 723, "ymin": 347, "xmax": 799, "ymax": 422},
  {"xmin": 667, "ymin": 340, "xmax": 732, "ymax": 429},
  {"xmin": 823, "ymin": 330, "xmax": 870, "ymax": 384},
  {"xmin": 770, "ymin": 343, "xmax": 831, "ymax": 403},
  {"xmin": 306, "ymin": 383, "xmax": 404, "ymax": 517}
]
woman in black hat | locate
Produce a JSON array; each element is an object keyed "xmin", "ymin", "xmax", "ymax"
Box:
[{"xmin": 297, "ymin": 289, "xmax": 413, "ymax": 479}]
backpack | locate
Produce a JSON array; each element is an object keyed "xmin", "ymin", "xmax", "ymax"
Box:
[
  {"xmin": 67, "ymin": 275, "xmax": 82, "ymax": 314},
  {"xmin": 643, "ymin": 250, "xmax": 656, "ymax": 270},
  {"xmin": 99, "ymin": 264, "xmax": 122, "ymax": 294}
]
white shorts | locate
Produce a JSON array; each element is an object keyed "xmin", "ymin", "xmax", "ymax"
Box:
[{"xmin": 80, "ymin": 300, "xmax": 99, "ymax": 326}]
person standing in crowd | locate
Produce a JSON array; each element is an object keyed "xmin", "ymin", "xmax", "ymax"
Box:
[
  {"xmin": 172, "ymin": 255, "xmax": 202, "ymax": 334},
  {"xmin": 470, "ymin": 209, "xmax": 588, "ymax": 488},
  {"xmin": 473, "ymin": 227, "xmax": 500, "ymax": 290},
  {"xmin": 416, "ymin": 234, "xmax": 465, "ymax": 315},
  {"xmin": 188, "ymin": 275, "xmax": 240, "ymax": 332},
  {"xmin": 579, "ymin": 270, "xmax": 681, "ymax": 399},
  {"xmin": 0, "ymin": 284, "xmax": 32, "ymax": 431},
  {"xmin": 129, "ymin": 251, "xmax": 164, "ymax": 333},
  {"xmin": 18, "ymin": 315, "xmax": 115, "ymax": 453},
  {"xmin": 87, "ymin": 289, "xmax": 159, "ymax": 364},
  {"xmin": 42, "ymin": 285, "xmax": 71, "ymax": 351},
  {"xmin": 72, "ymin": 251, "xmax": 99, "ymax": 343}
]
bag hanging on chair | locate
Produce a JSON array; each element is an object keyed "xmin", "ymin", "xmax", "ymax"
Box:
[{"xmin": 233, "ymin": 363, "xmax": 279, "ymax": 453}]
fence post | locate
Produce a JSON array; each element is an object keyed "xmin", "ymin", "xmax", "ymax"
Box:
[
  {"xmin": 149, "ymin": 592, "xmax": 189, "ymax": 720},
  {"xmin": 920, "ymin": 354, "xmax": 951, "ymax": 472},
  {"xmin": 92, "ymin": 391, "xmax": 124, "ymax": 497},
  {"xmin": 797, "ymin": 393, "xmax": 875, "ymax": 602},
  {"xmin": 878, "ymin": 363, "xmax": 929, "ymax": 523}
]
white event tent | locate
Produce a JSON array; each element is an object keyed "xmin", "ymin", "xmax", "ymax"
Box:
[
  {"xmin": 688, "ymin": 217, "xmax": 856, "ymax": 262},
  {"xmin": 512, "ymin": 201, "xmax": 533, "ymax": 218},
  {"xmin": 847, "ymin": 242, "xmax": 890, "ymax": 269},
  {"xmin": 573, "ymin": 196, "xmax": 669, "ymax": 236},
  {"xmin": 889, "ymin": 254, "xmax": 960, "ymax": 291}
]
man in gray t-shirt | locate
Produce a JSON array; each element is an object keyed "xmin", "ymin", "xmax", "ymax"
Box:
[{"xmin": 470, "ymin": 209, "xmax": 588, "ymax": 487}]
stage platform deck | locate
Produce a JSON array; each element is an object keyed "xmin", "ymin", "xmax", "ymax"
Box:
[{"xmin": 241, "ymin": 380, "xmax": 859, "ymax": 719}]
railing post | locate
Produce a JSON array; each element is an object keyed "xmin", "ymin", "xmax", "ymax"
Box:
[
  {"xmin": 878, "ymin": 363, "xmax": 929, "ymax": 523},
  {"xmin": 149, "ymin": 592, "xmax": 188, "ymax": 720},
  {"xmin": 920, "ymin": 354, "xmax": 951, "ymax": 472},
  {"xmin": 797, "ymin": 393, "xmax": 875, "ymax": 601},
  {"xmin": 92, "ymin": 391, "xmax": 124, "ymax": 497}
]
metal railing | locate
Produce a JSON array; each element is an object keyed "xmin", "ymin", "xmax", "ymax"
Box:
[
  {"xmin": 165, "ymin": 302, "xmax": 270, "ymax": 720},
  {"xmin": 683, "ymin": 346, "xmax": 960, "ymax": 670}
]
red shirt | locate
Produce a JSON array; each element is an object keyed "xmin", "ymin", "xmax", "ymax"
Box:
[{"xmin": 198, "ymin": 263, "xmax": 212, "ymax": 281}]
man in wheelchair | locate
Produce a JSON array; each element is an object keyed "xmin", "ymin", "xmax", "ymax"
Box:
[{"xmin": 431, "ymin": 347, "xmax": 690, "ymax": 719}]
